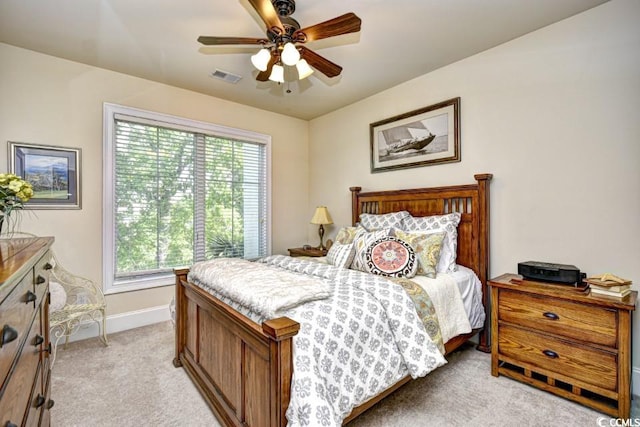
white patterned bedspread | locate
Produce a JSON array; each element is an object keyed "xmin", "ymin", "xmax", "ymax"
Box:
[
  {"xmin": 188, "ymin": 258, "xmax": 332, "ymax": 319},
  {"xmin": 190, "ymin": 255, "xmax": 447, "ymax": 426}
]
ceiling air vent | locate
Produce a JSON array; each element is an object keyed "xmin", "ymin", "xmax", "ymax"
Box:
[{"xmin": 210, "ymin": 69, "xmax": 242, "ymax": 84}]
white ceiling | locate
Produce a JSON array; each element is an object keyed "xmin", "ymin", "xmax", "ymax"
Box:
[{"xmin": 0, "ymin": 0, "xmax": 607, "ymax": 120}]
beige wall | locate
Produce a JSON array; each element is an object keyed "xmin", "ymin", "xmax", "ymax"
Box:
[
  {"xmin": 309, "ymin": 0, "xmax": 640, "ymax": 366},
  {"xmin": 1, "ymin": 0, "xmax": 638, "ymax": 373},
  {"xmin": 0, "ymin": 43, "xmax": 310, "ymax": 315}
]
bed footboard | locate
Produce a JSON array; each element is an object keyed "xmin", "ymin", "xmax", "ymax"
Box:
[{"xmin": 173, "ymin": 268, "xmax": 299, "ymax": 427}]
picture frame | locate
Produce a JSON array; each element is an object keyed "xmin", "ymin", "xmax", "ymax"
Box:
[
  {"xmin": 8, "ymin": 142, "xmax": 82, "ymax": 209},
  {"xmin": 370, "ymin": 97, "xmax": 460, "ymax": 173}
]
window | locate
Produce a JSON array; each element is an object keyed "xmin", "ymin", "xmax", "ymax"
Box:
[{"xmin": 103, "ymin": 103, "xmax": 271, "ymax": 294}]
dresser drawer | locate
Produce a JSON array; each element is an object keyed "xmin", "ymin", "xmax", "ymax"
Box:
[
  {"xmin": 498, "ymin": 289, "xmax": 617, "ymax": 347},
  {"xmin": 0, "ymin": 315, "xmax": 42, "ymax": 427},
  {"xmin": 0, "ymin": 271, "xmax": 37, "ymax": 386},
  {"xmin": 33, "ymin": 251, "xmax": 52, "ymax": 303},
  {"xmin": 25, "ymin": 362, "xmax": 44, "ymax": 427},
  {"xmin": 499, "ymin": 324, "xmax": 617, "ymax": 391}
]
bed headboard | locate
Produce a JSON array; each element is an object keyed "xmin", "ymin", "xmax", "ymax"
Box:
[{"xmin": 350, "ymin": 174, "xmax": 492, "ymax": 288}]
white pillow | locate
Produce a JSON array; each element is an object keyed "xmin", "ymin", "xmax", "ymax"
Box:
[
  {"xmin": 359, "ymin": 211, "xmax": 410, "ymax": 231},
  {"xmin": 49, "ymin": 281, "xmax": 67, "ymax": 312},
  {"xmin": 402, "ymin": 213, "xmax": 461, "ymax": 273},
  {"xmin": 326, "ymin": 242, "xmax": 355, "ymax": 269}
]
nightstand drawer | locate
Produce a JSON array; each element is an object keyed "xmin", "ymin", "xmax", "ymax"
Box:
[
  {"xmin": 288, "ymin": 247, "xmax": 327, "ymax": 257},
  {"xmin": 499, "ymin": 324, "xmax": 617, "ymax": 391},
  {"xmin": 499, "ymin": 289, "xmax": 617, "ymax": 347}
]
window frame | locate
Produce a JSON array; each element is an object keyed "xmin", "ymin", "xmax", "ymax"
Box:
[{"xmin": 102, "ymin": 103, "xmax": 272, "ymax": 294}]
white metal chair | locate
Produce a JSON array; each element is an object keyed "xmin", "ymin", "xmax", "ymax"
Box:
[{"xmin": 48, "ymin": 250, "xmax": 109, "ymax": 350}]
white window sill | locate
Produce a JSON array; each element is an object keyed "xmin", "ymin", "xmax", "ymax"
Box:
[{"xmin": 104, "ymin": 273, "xmax": 175, "ymax": 295}]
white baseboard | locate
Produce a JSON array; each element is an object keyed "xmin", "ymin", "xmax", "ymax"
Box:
[
  {"xmin": 634, "ymin": 367, "xmax": 640, "ymax": 397},
  {"xmin": 63, "ymin": 304, "xmax": 171, "ymax": 344}
]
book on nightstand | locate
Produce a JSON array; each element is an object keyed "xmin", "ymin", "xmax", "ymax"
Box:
[
  {"xmin": 589, "ymin": 286, "xmax": 632, "ymax": 298},
  {"xmin": 585, "ymin": 273, "xmax": 632, "ymax": 298}
]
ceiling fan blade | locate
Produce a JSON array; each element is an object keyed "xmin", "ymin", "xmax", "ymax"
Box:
[
  {"xmin": 197, "ymin": 36, "xmax": 269, "ymax": 46},
  {"xmin": 256, "ymin": 54, "xmax": 276, "ymax": 82},
  {"xmin": 294, "ymin": 13, "xmax": 361, "ymax": 43},
  {"xmin": 248, "ymin": 0, "xmax": 284, "ymax": 34},
  {"xmin": 299, "ymin": 46, "xmax": 342, "ymax": 78}
]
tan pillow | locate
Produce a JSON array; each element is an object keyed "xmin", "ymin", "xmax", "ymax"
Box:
[
  {"xmin": 394, "ymin": 230, "xmax": 446, "ymax": 278},
  {"xmin": 334, "ymin": 226, "xmax": 364, "ymax": 245}
]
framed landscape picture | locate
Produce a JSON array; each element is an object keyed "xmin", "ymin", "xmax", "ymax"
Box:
[
  {"xmin": 8, "ymin": 142, "xmax": 81, "ymax": 209},
  {"xmin": 370, "ymin": 97, "xmax": 460, "ymax": 173}
]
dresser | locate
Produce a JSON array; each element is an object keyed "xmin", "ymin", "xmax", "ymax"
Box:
[
  {"xmin": 489, "ymin": 273, "xmax": 637, "ymax": 418},
  {"xmin": 0, "ymin": 237, "xmax": 54, "ymax": 427}
]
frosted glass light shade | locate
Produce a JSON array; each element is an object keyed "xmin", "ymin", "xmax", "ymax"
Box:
[
  {"xmin": 251, "ymin": 48, "xmax": 271, "ymax": 71},
  {"xmin": 296, "ymin": 59, "xmax": 314, "ymax": 79},
  {"xmin": 268, "ymin": 64, "xmax": 284, "ymax": 83},
  {"xmin": 281, "ymin": 42, "xmax": 300, "ymax": 66}
]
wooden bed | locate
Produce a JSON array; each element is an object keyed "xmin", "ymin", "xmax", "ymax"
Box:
[{"xmin": 173, "ymin": 173, "xmax": 492, "ymax": 427}]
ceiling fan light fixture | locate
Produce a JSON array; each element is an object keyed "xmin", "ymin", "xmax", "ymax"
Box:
[
  {"xmin": 268, "ymin": 64, "xmax": 285, "ymax": 83},
  {"xmin": 251, "ymin": 48, "xmax": 271, "ymax": 71},
  {"xmin": 296, "ymin": 59, "xmax": 314, "ymax": 79},
  {"xmin": 281, "ymin": 42, "xmax": 300, "ymax": 66}
]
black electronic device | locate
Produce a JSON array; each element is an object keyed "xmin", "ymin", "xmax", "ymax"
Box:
[{"xmin": 517, "ymin": 261, "xmax": 585, "ymax": 286}]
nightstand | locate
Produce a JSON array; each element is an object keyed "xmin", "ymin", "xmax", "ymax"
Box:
[
  {"xmin": 288, "ymin": 247, "xmax": 327, "ymax": 257},
  {"xmin": 489, "ymin": 273, "xmax": 637, "ymax": 418}
]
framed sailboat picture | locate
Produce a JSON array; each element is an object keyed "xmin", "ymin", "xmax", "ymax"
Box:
[{"xmin": 370, "ymin": 97, "xmax": 460, "ymax": 173}]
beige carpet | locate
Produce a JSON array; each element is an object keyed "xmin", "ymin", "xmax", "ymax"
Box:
[{"xmin": 52, "ymin": 322, "xmax": 638, "ymax": 426}]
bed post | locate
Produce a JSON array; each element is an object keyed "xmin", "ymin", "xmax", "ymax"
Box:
[
  {"xmin": 350, "ymin": 186, "xmax": 362, "ymax": 226},
  {"xmin": 474, "ymin": 173, "xmax": 492, "ymax": 352},
  {"xmin": 263, "ymin": 318, "xmax": 300, "ymax": 426},
  {"xmin": 173, "ymin": 267, "xmax": 189, "ymax": 367}
]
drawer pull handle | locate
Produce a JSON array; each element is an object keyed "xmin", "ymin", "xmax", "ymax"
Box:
[
  {"xmin": 1, "ymin": 325, "xmax": 19, "ymax": 347},
  {"xmin": 34, "ymin": 334, "xmax": 44, "ymax": 346},
  {"xmin": 36, "ymin": 275, "xmax": 46, "ymax": 285},
  {"xmin": 44, "ymin": 342, "xmax": 52, "ymax": 355},
  {"xmin": 7, "ymin": 422, "xmax": 18, "ymax": 427},
  {"xmin": 44, "ymin": 262, "xmax": 53, "ymax": 270},
  {"xmin": 46, "ymin": 399, "xmax": 55, "ymax": 409},
  {"xmin": 542, "ymin": 349, "xmax": 559, "ymax": 359},
  {"xmin": 25, "ymin": 290, "xmax": 37, "ymax": 304},
  {"xmin": 35, "ymin": 394, "xmax": 46, "ymax": 408},
  {"xmin": 542, "ymin": 312, "xmax": 559, "ymax": 321}
]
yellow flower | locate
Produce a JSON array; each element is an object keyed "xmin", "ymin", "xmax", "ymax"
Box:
[
  {"xmin": 8, "ymin": 180, "xmax": 22, "ymax": 192},
  {"xmin": 0, "ymin": 173, "xmax": 33, "ymax": 208}
]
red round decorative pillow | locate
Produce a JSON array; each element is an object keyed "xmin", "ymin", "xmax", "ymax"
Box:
[{"xmin": 364, "ymin": 236, "xmax": 417, "ymax": 278}]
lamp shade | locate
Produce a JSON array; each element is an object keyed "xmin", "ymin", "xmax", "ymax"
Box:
[
  {"xmin": 251, "ymin": 48, "xmax": 271, "ymax": 71},
  {"xmin": 296, "ymin": 59, "xmax": 314, "ymax": 79},
  {"xmin": 281, "ymin": 42, "xmax": 300, "ymax": 66},
  {"xmin": 310, "ymin": 206, "xmax": 333, "ymax": 225},
  {"xmin": 268, "ymin": 64, "xmax": 284, "ymax": 83}
]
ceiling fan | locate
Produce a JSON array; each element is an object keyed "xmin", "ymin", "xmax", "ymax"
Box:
[{"xmin": 197, "ymin": 0, "xmax": 361, "ymax": 83}]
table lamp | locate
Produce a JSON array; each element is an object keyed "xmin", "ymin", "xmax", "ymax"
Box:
[{"xmin": 310, "ymin": 206, "xmax": 333, "ymax": 250}]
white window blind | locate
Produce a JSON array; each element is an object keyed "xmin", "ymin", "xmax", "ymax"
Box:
[{"xmin": 103, "ymin": 103, "xmax": 271, "ymax": 294}]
